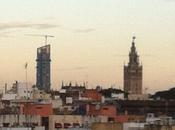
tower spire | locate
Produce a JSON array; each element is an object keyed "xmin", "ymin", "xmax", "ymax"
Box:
[
  {"xmin": 129, "ymin": 36, "xmax": 139, "ymax": 66},
  {"xmin": 132, "ymin": 36, "xmax": 136, "ymax": 44},
  {"xmin": 124, "ymin": 36, "xmax": 143, "ymax": 95}
]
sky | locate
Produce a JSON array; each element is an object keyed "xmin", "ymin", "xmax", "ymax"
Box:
[{"xmin": 0, "ymin": 0, "xmax": 175, "ymax": 93}]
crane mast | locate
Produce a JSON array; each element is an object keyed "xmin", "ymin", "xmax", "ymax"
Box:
[{"xmin": 25, "ymin": 34, "xmax": 54, "ymax": 46}]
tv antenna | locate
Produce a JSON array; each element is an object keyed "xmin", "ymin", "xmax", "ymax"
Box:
[{"xmin": 25, "ymin": 34, "xmax": 54, "ymax": 46}]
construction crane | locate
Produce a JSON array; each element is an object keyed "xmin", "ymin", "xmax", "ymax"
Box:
[{"xmin": 26, "ymin": 34, "xmax": 54, "ymax": 46}]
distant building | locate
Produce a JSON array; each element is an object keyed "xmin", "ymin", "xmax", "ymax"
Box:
[
  {"xmin": 22, "ymin": 103, "xmax": 53, "ymax": 117},
  {"xmin": 86, "ymin": 104, "xmax": 128, "ymax": 122},
  {"xmin": 0, "ymin": 114, "xmax": 41, "ymax": 128},
  {"xmin": 91, "ymin": 123, "xmax": 123, "ymax": 130},
  {"xmin": 81, "ymin": 89, "xmax": 102, "ymax": 102},
  {"xmin": 36, "ymin": 45, "xmax": 51, "ymax": 91},
  {"xmin": 124, "ymin": 37, "xmax": 142, "ymax": 94},
  {"xmin": 2, "ymin": 81, "xmax": 33, "ymax": 100},
  {"xmin": 49, "ymin": 115, "xmax": 82, "ymax": 130},
  {"xmin": 59, "ymin": 82, "xmax": 86, "ymax": 105}
]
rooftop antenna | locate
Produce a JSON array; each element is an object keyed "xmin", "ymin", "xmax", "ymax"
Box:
[
  {"xmin": 25, "ymin": 34, "xmax": 54, "ymax": 46},
  {"xmin": 25, "ymin": 62, "xmax": 28, "ymax": 99},
  {"xmin": 24, "ymin": 62, "xmax": 29, "ymax": 128}
]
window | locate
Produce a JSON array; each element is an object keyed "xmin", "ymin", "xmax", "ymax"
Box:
[
  {"xmin": 64, "ymin": 123, "xmax": 71, "ymax": 129},
  {"xmin": 73, "ymin": 123, "xmax": 80, "ymax": 128},
  {"xmin": 36, "ymin": 107, "xmax": 42, "ymax": 109},
  {"xmin": 103, "ymin": 107, "xmax": 109, "ymax": 110},
  {"xmin": 55, "ymin": 123, "xmax": 62, "ymax": 128}
]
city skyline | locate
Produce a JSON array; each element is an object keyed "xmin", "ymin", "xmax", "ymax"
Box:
[{"xmin": 0, "ymin": 0, "xmax": 175, "ymax": 93}]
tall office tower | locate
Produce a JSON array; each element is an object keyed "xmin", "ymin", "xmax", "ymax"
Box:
[
  {"xmin": 36, "ymin": 44, "xmax": 51, "ymax": 91},
  {"xmin": 124, "ymin": 37, "xmax": 142, "ymax": 94}
]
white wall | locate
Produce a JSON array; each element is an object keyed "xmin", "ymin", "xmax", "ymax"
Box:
[
  {"xmin": 123, "ymin": 122, "xmax": 145, "ymax": 130},
  {"xmin": 51, "ymin": 99, "xmax": 62, "ymax": 108},
  {"xmin": 17, "ymin": 83, "xmax": 33, "ymax": 99},
  {"xmin": 0, "ymin": 115, "xmax": 41, "ymax": 127},
  {"xmin": 0, "ymin": 127, "xmax": 32, "ymax": 130},
  {"xmin": 2, "ymin": 94, "xmax": 17, "ymax": 100},
  {"xmin": 128, "ymin": 94, "xmax": 149, "ymax": 100},
  {"xmin": 111, "ymin": 93, "xmax": 124, "ymax": 100}
]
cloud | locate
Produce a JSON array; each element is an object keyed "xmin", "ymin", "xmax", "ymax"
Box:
[
  {"xmin": 62, "ymin": 27, "xmax": 96, "ymax": 33},
  {"xmin": 0, "ymin": 22, "xmax": 96, "ymax": 35},
  {"xmin": 164, "ymin": 0, "xmax": 175, "ymax": 1},
  {"xmin": 0, "ymin": 22, "xmax": 59, "ymax": 31},
  {"xmin": 58, "ymin": 66, "xmax": 88, "ymax": 71},
  {"xmin": 163, "ymin": 0, "xmax": 175, "ymax": 2},
  {"xmin": 42, "ymin": 16, "xmax": 55, "ymax": 20},
  {"xmin": 0, "ymin": 30, "xmax": 18, "ymax": 38},
  {"xmin": 73, "ymin": 28, "xmax": 96, "ymax": 33},
  {"xmin": 0, "ymin": 34, "xmax": 13, "ymax": 38}
]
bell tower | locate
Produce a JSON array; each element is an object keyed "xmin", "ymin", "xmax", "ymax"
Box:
[{"xmin": 124, "ymin": 37, "xmax": 142, "ymax": 94}]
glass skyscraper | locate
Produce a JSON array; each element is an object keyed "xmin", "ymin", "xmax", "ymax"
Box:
[{"xmin": 36, "ymin": 44, "xmax": 51, "ymax": 91}]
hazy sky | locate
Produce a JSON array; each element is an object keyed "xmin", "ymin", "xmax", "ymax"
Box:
[{"xmin": 0, "ymin": 0, "xmax": 175, "ymax": 93}]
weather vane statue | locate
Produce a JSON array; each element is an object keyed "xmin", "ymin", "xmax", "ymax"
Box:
[{"xmin": 132, "ymin": 36, "xmax": 136, "ymax": 43}]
